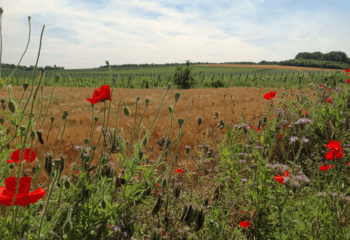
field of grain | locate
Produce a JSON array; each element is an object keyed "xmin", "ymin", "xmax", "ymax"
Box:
[{"xmin": 1, "ymin": 85, "xmax": 318, "ymax": 184}]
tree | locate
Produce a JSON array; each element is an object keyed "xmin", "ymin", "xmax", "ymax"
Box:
[{"xmin": 171, "ymin": 60, "xmax": 197, "ymax": 89}]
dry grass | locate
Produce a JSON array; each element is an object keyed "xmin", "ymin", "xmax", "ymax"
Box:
[
  {"xmin": 195, "ymin": 64, "xmax": 341, "ymax": 72},
  {"xmin": 0, "ymin": 85, "xmax": 318, "ymax": 184}
]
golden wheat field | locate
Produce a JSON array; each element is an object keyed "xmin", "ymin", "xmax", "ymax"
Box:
[{"xmin": 1, "ymin": 85, "xmax": 318, "ymax": 184}]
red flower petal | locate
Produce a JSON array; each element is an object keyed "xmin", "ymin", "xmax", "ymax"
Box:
[
  {"xmin": 263, "ymin": 92, "xmax": 276, "ymax": 100},
  {"xmin": 345, "ymin": 68, "xmax": 350, "ymax": 72},
  {"xmin": 176, "ymin": 169, "xmax": 183, "ymax": 173},
  {"xmin": 250, "ymin": 125, "xmax": 254, "ymax": 129},
  {"xmin": 162, "ymin": 231, "xmax": 166, "ymax": 236},
  {"xmin": 239, "ymin": 221, "xmax": 250, "ymax": 227},
  {"xmin": 284, "ymin": 171, "xmax": 289, "ymax": 177},
  {"xmin": 86, "ymin": 85, "xmax": 113, "ymax": 104},
  {"xmin": 7, "ymin": 148, "xmax": 36, "ymax": 164},
  {"xmin": 347, "ymin": 79, "xmax": 350, "ymax": 84}
]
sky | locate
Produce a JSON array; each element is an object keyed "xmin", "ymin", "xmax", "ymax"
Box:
[{"xmin": 1, "ymin": 0, "xmax": 350, "ymax": 69}]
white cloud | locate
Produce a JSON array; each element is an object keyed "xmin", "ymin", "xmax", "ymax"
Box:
[{"xmin": 0, "ymin": 0, "xmax": 349, "ymax": 69}]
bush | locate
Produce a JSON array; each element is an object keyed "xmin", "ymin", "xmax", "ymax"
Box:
[{"xmin": 171, "ymin": 60, "xmax": 197, "ymax": 89}]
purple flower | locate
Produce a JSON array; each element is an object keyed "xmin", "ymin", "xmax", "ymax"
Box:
[
  {"xmin": 290, "ymin": 136, "xmax": 298, "ymax": 143},
  {"xmin": 241, "ymin": 178, "xmax": 247, "ymax": 183},
  {"xmin": 301, "ymin": 137, "xmax": 309, "ymax": 143},
  {"xmin": 294, "ymin": 118, "xmax": 312, "ymax": 125},
  {"xmin": 255, "ymin": 146, "xmax": 263, "ymax": 149},
  {"xmin": 239, "ymin": 160, "xmax": 246, "ymax": 163}
]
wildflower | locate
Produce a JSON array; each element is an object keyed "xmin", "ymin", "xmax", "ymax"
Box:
[
  {"xmin": 284, "ymin": 171, "xmax": 290, "ymax": 177},
  {"xmin": 239, "ymin": 160, "xmax": 246, "ymax": 163},
  {"xmin": 255, "ymin": 146, "xmax": 263, "ymax": 149},
  {"xmin": 238, "ymin": 153, "xmax": 247, "ymax": 156},
  {"xmin": 113, "ymin": 226, "xmax": 120, "ymax": 232},
  {"xmin": 294, "ymin": 118, "xmax": 312, "ymax": 125},
  {"xmin": 86, "ymin": 85, "xmax": 113, "ymax": 104},
  {"xmin": 241, "ymin": 178, "xmax": 247, "ymax": 183},
  {"xmin": 239, "ymin": 221, "xmax": 250, "ymax": 227},
  {"xmin": 327, "ymin": 88, "xmax": 331, "ymax": 91},
  {"xmin": 250, "ymin": 125, "xmax": 254, "ymax": 129},
  {"xmin": 347, "ymin": 79, "xmax": 350, "ymax": 84},
  {"xmin": 263, "ymin": 91, "xmax": 276, "ymax": 100},
  {"xmin": 324, "ymin": 140, "xmax": 343, "ymax": 160},
  {"xmin": 256, "ymin": 127, "xmax": 262, "ymax": 132},
  {"xmin": 320, "ymin": 163, "xmax": 334, "ymax": 172},
  {"xmin": 71, "ymin": 162, "xmax": 76, "ymax": 166},
  {"xmin": 273, "ymin": 114, "xmax": 276, "ymax": 117},
  {"xmin": 290, "ymin": 136, "xmax": 298, "ymax": 144},
  {"xmin": 156, "ymin": 183, "xmax": 160, "ymax": 187},
  {"xmin": 162, "ymin": 231, "xmax": 166, "ymax": 236},
  {"xmin": 345, "ymin": 69, "xmax": 350, "ymax": 73},
  {"xmin": 234, "ymin": 124, "xmax": 240, "ymax": 129},
  {"xmin": 301, "ymin": 137, "xmax": 309, "ymax": 143},
  {"xmin": 154, "ymin": 190, "xmax": 158, "ymax": 195},
  {"xmin": 0, "ymin": 177, "xmax": 46, "ymax": 206},
  {"xmin": 242, "ymin": 211, "xmax": 246, "ymax": 214},
  {"xmin": 320, "ymin": 84, "xmax": 325, "ymax": 88},
  {"xmin": 286, "ymin": 123, "xmax": 291, "ymax": 129},
  {"xmin": 7, "ymin": 148, "xmax": 36, "ymax": 164},
  {"xmin": 326, "ymin": 97, "xmax": 332, "ymax": 103},
  {"xmin": 277, "ymin": 134, "xmax": 283, "ymax": 139},
  {"xmin": 176, "ymin": 169, "xmax": 183, "ymax": 173},
  {"xmin": 77, "ymin": 171, "xmax": 81, "ymax": 175},
  {"xmin": 274, "ymin": 174, "xmax": 285, "ymax": 185}
]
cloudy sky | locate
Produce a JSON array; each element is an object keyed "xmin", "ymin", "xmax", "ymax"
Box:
[{"xmin": 1, "ymin": 0, "xmax": 349, "ymax": 69}]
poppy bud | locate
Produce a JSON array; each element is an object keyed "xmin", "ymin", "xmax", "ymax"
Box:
[
  {"xmin": 136, "ymin": 97, "xmax": 140, "ymax": 102},
  {"xmin": 8, "ymin": 101, "xmax": 17, "ymax": 113},
  {"xmin": 194, "ymin": 208, "xmax": 205, "ymax": 232},
  {"xmin": 45, "ymin": 153, "xmax": 53, "ymax": 176},
  {"xmin": 2, "ymin": 105, "xmax": 6, "ymax": 111},
  {"xmin": 101, "ymin": 198, "xmax": 107, "ymax": 210},
  {"xmin": 174, "ymin": 186, "xmax": 181, "ymax": 199},
  {"xmin": 91, "ymin": 146, "xmax": 96, "ymax": 151},
  {"xmin": 83, "ymin": 139, "xmax": 89, "ymax": 144},
  {"xmin": 161, "ymin": 177, "xmax": 167, "ymax": 188},
  {"xmin": 138, "ymin": 149, "xmax": 143, "ymax": 161},
  {"xmin": 30, "ymin": 130, "xmax": 36, "ymax": 140},
  {"xmin": 32, "ymin": 167, "xmax": 36, "ymax": 174},
  {"xmin": 23, "ymin": 82, "xmax": 29, "ymax": 91},
  {"xmin": 38, "ymin": 202, "xmax": 44, "ymax": 210},
  {"xmin": 94, "ymin": 116, "xmax": 99, "ymax": 122},
  {"xmin": 0, "ymin": 118, "xmax": 4, "ymax": 125},
  {"xmin": 167, "ymin": 83, "xmax": 171, "ymax": 89},
  {"xmin": 197, "ymin": 116, "xmax": 203, "ymax": 126},
  {"xmin": 20, "ymin": 125, "xmax": 26, "ymax": 134},
  {"xmin": 123, "ymin": 106, "xmax": 130, "ymax": 116},
  {"xmin": 54, "ymin": 74, "xmax": 60, "ymax": 83},
  {"xmin": 50, "ymin": 116, "xmax": 55, "ymax": 122},
  {"xmin": 178, "ymin": 118, "xmax": 184, "ymax": 127},
  {"xmin": 0, "ymin": 99, "xmax": 5, "ymax": 105},
  {"xmin": 168, "ymin": 106, "xmax": 173, "ymax": 113},
  {"xmin": 145, "ymin": 99, "xmax": 150, "ymax": 105},
  {"xmin": 37, "ymin": 130, "xmax": 44, "ymax": 144},
  {"xmin": 63, "ymin": 220, "xmax": 73, "ymax": 234},
  {"xmin": 53, "ymin": 159, "xmax": 61, "ymax": 170},
  {"xmin": 151, "ymin": 195, "xmax": 162, "ymax": 216},
  {"xmin": 141, "ymin": 135, "xmax": 148, "ymax": 147},
  {"xmin": 64, "ymin": 179, "xmax": 71, "ymax": 190},
  {"xmin": 28, "ymin": 16, "xmax": 31, "ymax": 21},
  {"xmin": 101, "ymin": 157, "xmax": 108, "ymax": 165},
  {"xmin": 174, "ymin": 92, "xmax": 180, "ymax": 100},
  {"xmin": 9, "ymin": 163, "xmax": 15, "ymax": 170},
  {"xmin": 62, "ymin": 111, "xmax": 69, "ymax": 120}
]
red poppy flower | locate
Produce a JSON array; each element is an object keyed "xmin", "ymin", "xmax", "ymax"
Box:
[
  {"xmin": 284, "ymin": 171, "xmax": 289, "ymax": 177},
  {"xmin": 7, "ymin": 148, "xmax": 36, "ymax": 164},
  {"xmin": 273, "ymin": 115, "xmax": 276, "ymax": 117},
  {"xmin": 256, "ymin": 127, "xmax": 262, "ymax": 132},
  {"xmin": 77, "ymin": 171, "xmax": 81, "ymax": 175},
  {"xmin": 324, "ymin": 140, "xmax": 343, "ymax": 160},
  {"xmin": 154, "ymin": 190, "xmax": 158, "ymax": 195},
  {"xmin": 107, "ymin": 224, "xmax": 110, "ymax": 228},
  {"xmin": 242, "ymin": 211, "xmax": 246, "ymax": 214},
  {"xmin": 347, "ymin": 162, "xmax": 350, "ymax": 166},
  {"xmin": 286, "ymin": 122, "xmax": 291, "ymax": 130},
  {"xmin": 263, "ymin": 91, "xmax": 276, "ymax": 100},
  {"xmin": 86, "ymin": 85, "xmax": 113, "ymax": 104},
  {"xmin": 156, "ymin": 183, "xmax": 160, "ymax": 187},
  {"xmin": 347, "ymin": 79, "xmax": 350, "ymax": 84},
  {"xmin": 162, "ymin": 231, "xmax": 166, "ymax": 236},
  {"xmin": 274, "ymin": 174, "xmax": 285, "ymax": 185},
  {"xmin": 0, "ymin": 177, "xmax": 45, "ymax": 206},
  {"xmin": 285, "ymin": 105, "xmax": 287, "ymax": 109},
  {"xmin": 326, "ymin": 97, "xmax": 332, "ymax": 103},
  {"xmin": 320, "ymin": 163, "xmax": 334, "ymax": 171},
  {"xmin": 250, "ymin": 125, "xmax": 254, "ymax": 129},
  {"xmin": 239, "ymin": 221, "xmax": 250, "ymax": 227},
  {"xmin": 176, "ymin": 169, "xmax": 183, "ymax": 173},
  {"xmin": 345, "ymin": 68, "xmax": 350, "ymax": 72},
  {"xmin": 277, "ymin": 134, "xmax": 283, "ymax": 139},
  {"xmin": 320, "ymin": 84, "xmax": 325, "ymax": 88},
  {"xmin": 269, "ymin": 118, "xmax": 272, "ymax": 121},
  {"xmin": 327, "ymin": 88, "xmax": 330, "ymax": 91}
]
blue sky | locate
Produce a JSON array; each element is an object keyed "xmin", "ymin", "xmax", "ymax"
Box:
[{"xmin": 1, "ymin": 0, "xmax": 349, "ymax": 69}]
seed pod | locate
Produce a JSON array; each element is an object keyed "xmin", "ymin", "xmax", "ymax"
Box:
[
  {"xmin": 8, "ymin": 101, "xmax": 17, "ymax": 113},
  {"xmin": 30, "ymin": 130, "xmax": 36, "ymax": 140},
  {"xmin": 123, "ymin": 106, "xmax": 130, "ymax": 116},
  {"xmin": 53, "ymin": 159, "xmax": 61, "ymax": 169},
  {"xmin": 167, "ymin": 83, "xmax": 171, "ymax": 89},
  {"xmin": 138, "ymin": 149, "xmax": 144, "ymax": 161},
  {"xmin": 20, "ymin": 125, "xmax": 26, "ymax": 134},
  {"xmin": 174, "ymin": 186, "xmax": 181, "ymax": 199},
  {"xmin": 168, "ymin": 106, "xmax": 173, "ymax": 113},
  {"xmin": 9, "ymin": 163, "xmax": 15, "ymax": 170},
  {"xmin": 0, "ymin": 99, "xmax": 5, "ymax": 105},
  {"xmin": 63, "ymin": 220, "xmax": 73, "ymax": 234},
  {"xmin": 50, "ymin": 116, "xmax": 55, "ymax": 122},
  {"xmin": 178, "ymin": 118, "xmax": 184, "ymax": 127},
  {"xmin": 64, "ymin": 179, "xmax": 71, "ymax": 190},
  {"xmin": 62, "ymin": 111, "xmax": 69, "ymax": 120},
  {"xmin": 136, "ymin": 96, "xmax": 140, "ymax": 102},
  {"xmin": 174, "ymin": 92, "xmax": 180, "ymax": 100},
  {"xmin": 36, "ymin": 130, "xmax": 44, "ymax": 144},
  {"xmin": 91, "ymin": 146, "xmax": 96, "ymax": 151},
  {"xmin": 54, "ymin": 74, "xmax": 60, "ymax": 83},
  {"xmin": 101, "ymin": 198, "xmax": 107, "ymax": 210},
  {"xmin": 83, "ymin": 138, "xmax": 89, "ymax": 144},
  {"xmin": 60, "ymin": 155, "xmax": 66, "ymax": 173},
  {"xmin": 151, "ymin": 195, "xmax": 162, "ymax": 216},
  {"xmin": 145, "ymin": 99, "xmax": 150, "ymax": 105},
  {"xmin": 184, "ymin": 205, "xmax": 195, "ymax": 226},
  {"xmin": 23, "ymin": 82, "xmax": 29, "ymax": 91},
  {"xmin": 197, "ymin": 116, "xmax": 203, "ymax": 126},
  {"xmin": 94, "ymin": 116, "xmax": 99, "ymax": 121}
]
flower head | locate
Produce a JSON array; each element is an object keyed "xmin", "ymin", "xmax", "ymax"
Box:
[
  {"xmin": 86, "ymin": 85, "xmax": 113, "ymax": 104},
  {"xmin": 7, "ymin": 148, "xmax": 36, "ymax": 164},
  {"xmin": 0, "ymin": 177, "xmax": 46, "ymax": 206},
  {"xmin": 324, "ymin": 140, "xmax": 343, "ymax": 160},
  {"xmin": 239, "ymin": 221, "xmax": 250, "ymax": 227},
  {"xmin": 263, "ymin": 91, "xmax": 276, "ymax": 100},
  {"xmin": 175, "ymin": 169, "xmax": 183, "ymax": 173}
]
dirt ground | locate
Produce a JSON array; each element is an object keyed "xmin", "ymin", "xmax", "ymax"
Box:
[
  {"xmin": 195, "ymin": 64, "xmax": 342, "ymax": 72},
  {"xmin": 0, "ymin": 85, "xmax": 318, "ymax": 184}
]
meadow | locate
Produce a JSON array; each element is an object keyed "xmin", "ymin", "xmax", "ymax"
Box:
[{"xmin": 1, "ymin": 13, "xmax": 350, "ymax": 240}]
